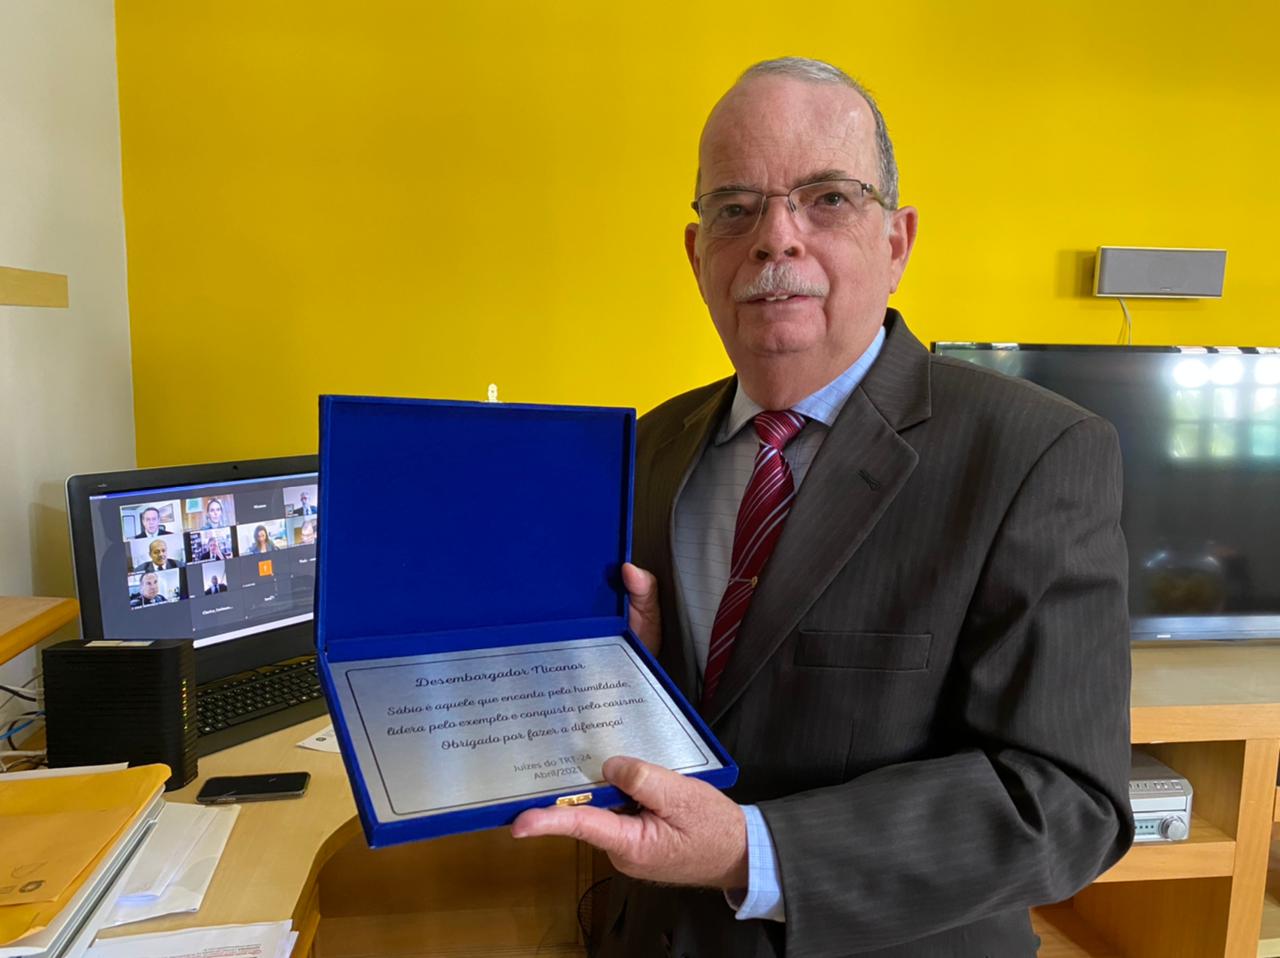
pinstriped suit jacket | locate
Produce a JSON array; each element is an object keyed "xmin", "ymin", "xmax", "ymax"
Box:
[{"xmin": 600, "ymin": 311, "xmax": 1134, "ymax": 958}]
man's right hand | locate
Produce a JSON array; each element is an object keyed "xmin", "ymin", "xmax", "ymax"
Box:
[{"xmin": 622, "ymin": 562, "xmax": 661, "ymax": 655}]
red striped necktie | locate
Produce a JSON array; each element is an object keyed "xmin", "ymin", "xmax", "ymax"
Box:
[{"xmin": 701, "ymin": 409, "xmax": 806, "ymax": 709}]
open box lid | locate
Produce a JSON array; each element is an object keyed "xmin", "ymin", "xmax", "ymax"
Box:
[{"xmin": 317, "ymin": 396, "xmax": 635, "ymax": 659}]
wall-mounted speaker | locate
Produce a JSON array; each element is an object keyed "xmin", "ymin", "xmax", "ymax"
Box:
[{"xmin": 1093, "ymin": 246, "xmax": 1226, "ymax": 299}]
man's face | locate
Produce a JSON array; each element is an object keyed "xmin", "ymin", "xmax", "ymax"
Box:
[
  {"xmin": 141, "ymin": 573, "xmax": 159, "ymax": 598},
  {"xmin": 686, "ymin": 76, "xmax": 915, "ymax": 381},
  {"xmin": 149, "ymin": 541, "xmax": 167, "ymax": 565},
  {"xmin": 141, "ymin": 509, "xmax": 160, "ymax": 534},
  {"xmin": 211, "ymin": 576, "xmax": 220, "ymax": 588}
]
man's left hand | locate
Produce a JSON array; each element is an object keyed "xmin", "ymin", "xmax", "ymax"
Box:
[{"xmin": 511, "ymin": 755, "xmax": 749, "ymax": 891}]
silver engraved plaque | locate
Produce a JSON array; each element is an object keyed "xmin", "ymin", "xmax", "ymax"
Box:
[{"xmin": 330, "ymin": 636, "xmax": 721, "ymax": 822}]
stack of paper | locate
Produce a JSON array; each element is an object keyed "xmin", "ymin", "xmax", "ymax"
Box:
[
  {"xmin": 0, "ymin": 764, "xmax": 169, "ymax": 958},
  {"xmin": 103, "ymin": 802, "xmax": 239, "ymax": 928},
  {"xmin": 86, "ymin": 921, "xmax": 295, "ymax": 958}
]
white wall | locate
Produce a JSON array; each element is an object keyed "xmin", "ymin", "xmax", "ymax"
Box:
[{"xmin": 0, "ymin": 1, "xmax": 135, "ymax": 729}]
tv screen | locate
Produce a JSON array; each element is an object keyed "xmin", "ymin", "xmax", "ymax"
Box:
[{"xmin": 933, "ymin": 343, "xmax": 1280, "ymax": 640}]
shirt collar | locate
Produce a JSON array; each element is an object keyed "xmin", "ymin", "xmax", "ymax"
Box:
[{"xmin": 715, "ymin": 324, "xmax": 886, "ymax": 444}]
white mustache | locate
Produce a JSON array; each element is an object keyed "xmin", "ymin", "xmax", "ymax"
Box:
[{"xmin": 733, "ymin": 262, "xmax": 827, "ymax": 302}]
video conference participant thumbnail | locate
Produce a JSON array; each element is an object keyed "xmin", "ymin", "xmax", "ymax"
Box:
[
  {"xmin": 199, "ymin": 561, "xmax": 230, "ymax": 595},
  {"xmin": 129, "ymin": 569, "xmax": 181, "ymax": 608},
  {"xmin": 237, "ymin": 520, "xmax": 288, "ymax": 555},
  {"xmin": 128, "ymin": 534, "xmax": 186, "ymax": 573},
  {"xmin": 183, "ymin": 495, "xmax": 237, "ymax": 531},
  {"xmin": 120, "ymin": 501, "xmax": 181, "ymax": 539},
  {"xmin": 285, "ymin": 485, "xmax": 317, "ymax": 517},
  {"xmin": 186, "ymin": 527, "xmax": 234, "ymax": 562},
  {"xmin": 288, "ymin": 517, "xmax": 318, "ymax": 547}
]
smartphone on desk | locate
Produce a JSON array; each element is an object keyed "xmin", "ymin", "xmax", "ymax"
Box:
[{"xmin": 196, "ymin": 771, "xmax": 310, "ymax": 804}]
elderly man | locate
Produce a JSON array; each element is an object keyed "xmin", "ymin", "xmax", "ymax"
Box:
[{"xmin": 514, "ymin": 57, "xmax": 1132, "ymax": 957}]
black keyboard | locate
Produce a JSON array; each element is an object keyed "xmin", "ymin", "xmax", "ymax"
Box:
[{"xmin": 196, "ymin": 655, "xmax": 328, "ymax": 756}]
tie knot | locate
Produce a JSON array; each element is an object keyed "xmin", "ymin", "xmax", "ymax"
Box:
[{"xmin": 753, "ymin": 410, "xmax": 805, "ymax": 450}]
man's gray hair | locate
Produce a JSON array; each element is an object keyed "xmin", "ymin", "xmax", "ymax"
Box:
[{"xmin": 739, "ymin": 57, "xmax": 900, "ymax": 209}]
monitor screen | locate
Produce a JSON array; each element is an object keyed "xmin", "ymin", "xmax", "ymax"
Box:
[
  {"xmin": 932, "ymin": 344, "xmax": 1280, "ymax": 640},
  {"xmin": 68, "ymin": 456, "xmax": 318, "ymax": 680}
]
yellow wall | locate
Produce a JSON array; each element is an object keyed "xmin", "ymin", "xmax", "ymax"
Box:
[{"xmin": 115, "ymin": 1, "xmax": 1280, "ymax": 467}]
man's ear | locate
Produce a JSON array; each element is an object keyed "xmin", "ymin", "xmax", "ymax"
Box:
[
  {"xmin": 886, "ymin": 205, "xmax": 918, "ymax": 294},
  {"xmin": 685, "ymin": 223, "xmax": 706, "ymax": 301}
]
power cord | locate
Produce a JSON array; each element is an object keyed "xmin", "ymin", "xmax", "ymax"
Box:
[
  {"xmin": 0, "ymin": 683, "xmax": 40, "ymax": 702},
  {"xmin": 2, "ymin": 712, "xmax": 45, "ymax": 748},
  {"xmin": 1116, "ymin": 297, "xmax": 1133, "ymax": 345},
  {"xmin": 0, "ymin": 751, "xmax": 47, "ymax": 773}
]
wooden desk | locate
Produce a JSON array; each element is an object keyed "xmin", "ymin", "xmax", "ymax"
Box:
[
  {"xmin": 95, "ymin": 716, "xmax": 589, "ymax": 958},
  {"xmin": 95, "ymin": 716, "xmax": 360, "ymax": 954},
  {"xmin": 0, "ymin": 595, "xmax": 79, "ymax": 665},
  {"xmin": 95, "ymin": 644, "xmax": 1280, "ymax": 958}
]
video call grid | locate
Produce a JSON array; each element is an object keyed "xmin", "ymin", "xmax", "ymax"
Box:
[{"xmin": 121, "ymin": 484, "xmax": 318, "ymax": 609}]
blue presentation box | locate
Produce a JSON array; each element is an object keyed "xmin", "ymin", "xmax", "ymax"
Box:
[{"xmin": 316, "ymin": 395, "xmax": 738, "ymax": 848}]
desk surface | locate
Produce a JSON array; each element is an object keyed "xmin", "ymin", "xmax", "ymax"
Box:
[
  {"xmin": 96, "ymin": 715, "xmax": 355, "ymax": 939},
  {"xmin": 97, "ymin": 641, "xmax": 1280, "ymax": 946}
]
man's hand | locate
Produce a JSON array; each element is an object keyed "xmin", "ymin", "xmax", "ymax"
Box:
[
  {"xmin": 511, "ymin": 756, "xmax": 748, "ymax": 891},
  {"xmin": 622, "ymin": 562, "xmax": 661, "ymax": 655}
]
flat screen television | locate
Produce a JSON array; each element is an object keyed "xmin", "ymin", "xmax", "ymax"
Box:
[{"xmin": 932, "ymin": 343, "xmax": 1280, "ymax": 641}]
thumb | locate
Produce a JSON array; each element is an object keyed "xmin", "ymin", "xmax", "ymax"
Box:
[
  {"xmin": 603, "ymin": 755, "xmax": 682, "ymax": 818},
  {"xmin": 621, "ymin": 562, "xmax": 661, "ymax": 654}
]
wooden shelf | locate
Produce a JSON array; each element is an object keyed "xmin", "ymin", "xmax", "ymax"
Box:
[
  {"xmin": 0, "ymin": 596, "xmax": 79, "ymax": 666},
  {"xmin": 1130, "ymin": 644, "xmax": 1280, "ymax": 741},
  {"xmin": 0, "ymin": 265, "xmax": 68, "ymax": 307},
  {"xmin": 1031, "ymin": 904, "xmax": 1121, "ymax": 957},
  {"xmin": 1261, "ymin": 894, "xmax": 1280, "ymax": 958},
  {"xmin": 1263, "ymin": 827, "xmax": 1280, "ymax": 957},
  {"xmin": 1095, "ymin": 814, "xmax": 1235, "ymax": 883}
]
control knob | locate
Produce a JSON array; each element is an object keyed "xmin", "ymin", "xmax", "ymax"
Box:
[{"xmin": 1159, "ymin": 816, "xmax": 1189, "ymax": 841}]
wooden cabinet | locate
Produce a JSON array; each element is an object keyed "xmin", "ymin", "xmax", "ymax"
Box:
[
  {"xmin": 82, "ymin": 643, "xmax": 1280, "ymax": 958},
  {"xmin": 303, "ymin": 644, "xmax": 1280, "ymax": 958},
  {"xmin": 1032, "ymin": 643, "xmax": 1280, "ymax": 958},
  {"xmin": 1259, "ymin": 783, "xmax": 1280, "ymax": 957}
]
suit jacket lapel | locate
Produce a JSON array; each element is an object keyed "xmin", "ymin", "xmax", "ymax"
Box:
[
  {"xmin": 704, "ymin": 312, "xmax": 933, "ymax": 724},
  {"xmin": 644, "ymin": 380, "xmax": 735, "ymax": 701}
]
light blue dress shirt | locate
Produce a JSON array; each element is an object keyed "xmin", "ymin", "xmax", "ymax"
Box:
[{"xmin": 672, "ymin": 326, "xmax": 885, "ymax": 922}]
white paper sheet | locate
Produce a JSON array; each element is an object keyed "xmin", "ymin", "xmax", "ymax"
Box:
[
  {"xmin": 295, "ymin": 725, "xmax": 339, "ymax": 753},
  {"xmin": 0, "ymin": 764, "xmax": 127, "ymax": 783},
  {"xmin": 84, "ymin": 921, "xmax": 292, "ymax": 958},
  {"xmin": 103, "ymin": 805, "xmax": 239, "ymax": 928},
  {"xmin": 116, "ymin": 804, "xmax": 218, "ymax": 902}
]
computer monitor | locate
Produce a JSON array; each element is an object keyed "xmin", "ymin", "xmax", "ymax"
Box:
[
  {"xmin": 932, "ymin": 343, "xmax": 1280, "ymax": 641},
  {"xmin": 67, "ymin": 455, "xmax": 319, "ymax": 683}
]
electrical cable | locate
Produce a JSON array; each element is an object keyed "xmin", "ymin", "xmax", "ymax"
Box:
[
  {"xmin": 0, "ymin": 683, "xmax": 39, "ymax": 701},
  {"xmin": 0, "ymin": 753, "xmax": 46, "ymax": 773},
  {"xmin": 1117, "ymin": 297, "xmax": 1133, "ymax": 345},
  {"xmin": 1, "ymin": 714, "xmax": 43, "ymax": 745},
  {"xmin": 0, "ymin": 672, "xmax": 42, "ymax": 713}
]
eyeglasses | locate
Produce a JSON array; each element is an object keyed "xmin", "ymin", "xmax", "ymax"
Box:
[{"xmin": 691, "ymin": 178, "xmax": 891, "ymax": 238}]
